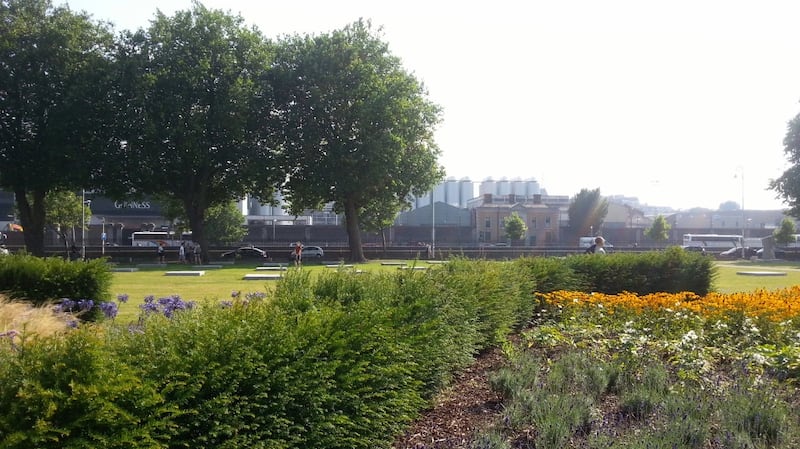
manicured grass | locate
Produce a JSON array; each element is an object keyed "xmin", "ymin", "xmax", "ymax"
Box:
[
  {"xmin": 714, "ymin": 260, "xmax": 800, "ymax": 293},
  {"xmin": 110, "ymin": 260, "xmax": 432, "ymax": 322}
]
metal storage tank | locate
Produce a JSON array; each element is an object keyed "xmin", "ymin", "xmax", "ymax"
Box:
[
  {"xmin": 459, "ymin": 177, "xmax": 475, "ymax": 206},
  {"xmin": 479, "ymin": 177, "xmax": 497, "ymax": 196},
  {"xmin": 525, "ymin": 178, "xmax": 541, "ymax": 196},
  {"xmin": 498, "ymin": 177, "xmax": 512, "ymax": 196},
  {"xmin": 433, "ymin": 183, "xmax": 446, "ymax": 204},
  {"xmin": 444, "ymin": 177, "xmax": 460, "ymax": 206}
]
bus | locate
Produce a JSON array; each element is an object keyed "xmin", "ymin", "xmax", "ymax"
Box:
[
  {"xmin": 130, "ymin": 231, "xmax": 192, "ymax": 247},
  {"xmin": 682, "ymin": 234, "xmax": 742, "ymax": 249}
]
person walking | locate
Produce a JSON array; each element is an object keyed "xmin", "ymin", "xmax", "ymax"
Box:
[
  {"xmin": 584, "ymin": 236, "xmax": 606, "ymax": 255},
  {"xmin": 157, "ymin": 243, "xmax": 166, "ymax": 263},
  {"xmin": 178, "ymin": 242, "xmax": 186, "ymax": 263}
]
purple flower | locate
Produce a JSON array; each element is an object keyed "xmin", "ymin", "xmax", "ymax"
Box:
[
  {"xmin": 0, "ymin": 329, "xmax": 18, "ymax": 339},
  {"xmin": 99, "ymin": 301, "xmax": 119, "ymax": 319},
  {"xmin": 220, "ymin": 300, "xmax": 233, "ymax": 308},
  {"xmin": 245, "ymin": 292, "xmax": 267, "ymax": 301},
  {"xmin": 231, "ymin": 290, "xmax": 241, "ymax": 298},
  {"xmin": 117, "ymin": 293, "xmax": 129, "ymax": 303},
  {"xmin": 140, "ymin": 294, "xmax": 195, "ymax": 318}
]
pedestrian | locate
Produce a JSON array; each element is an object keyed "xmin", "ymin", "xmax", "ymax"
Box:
[
  {"xmin": 193, "ymin": 242, "xmax": 202, "ymax": 264},
  {"xmin": 157, "ymin": 243, "xmax": 166, "ymax": 263},
  {"xmin": 178, "ymin": 242, "xmax": 186, "ymax": 263},
  {"xmin": 293, "ymin": 241, "xmax": 303, "ymax": 266},
  {"xmin": 584, "ymin": 236, "xmax": 606, "ymax": 255}
]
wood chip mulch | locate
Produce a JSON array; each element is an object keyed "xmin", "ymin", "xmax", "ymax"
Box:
[{"xmin": 391, "ymin": 348, "xmax": 507, "ymax": 449}]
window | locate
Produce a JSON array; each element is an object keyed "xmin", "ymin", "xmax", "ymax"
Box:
[
  {"xmin": 545, "ymin": 216, "xmax": 551, "ymax": 228},
  {"xmin": 531, "ymin": 218, "xmax": 537, "ymax": 230},
  {"xmin": 485, "ymin": 218, "xmax": 491, "ymax": 228}
]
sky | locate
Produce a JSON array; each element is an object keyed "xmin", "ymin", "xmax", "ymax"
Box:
[{"xmin": 59, "ymin": 0, "xmax": 800, "ymax": 211}]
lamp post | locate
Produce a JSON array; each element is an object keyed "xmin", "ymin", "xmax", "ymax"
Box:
[
  {"xmin": 431, "ymin": 191, "xmax": 435, "ymax": 258},
  {"xmin": 736, "ymin": 167, "xmax": 745, "ymax": 259},
  {"xmin": 81, "ymin": 189, "xmax": 86, "ymax": 260},
  {"xmin": 81, "ymin": 190, "xmax": 91, "ymax": 260}
]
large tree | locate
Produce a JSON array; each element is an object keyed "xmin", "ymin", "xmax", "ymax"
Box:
[
  {"xmin": 567, "ymin": 188, "xmax": 609, "ymax": 239},
  {"xmin": 0, "ymin": 0, "xmax": 115, "ymax": 255},
  {"xmin": 771, "ymin": 113, "xmax": 800, "ymax": 216},
  {"xmin": 110, "ymin": 4, "xmax": 281, "ymax": 262},
  {"xmin": 271, "ymin": 20, "xmax": 443, "ymax": 262}
]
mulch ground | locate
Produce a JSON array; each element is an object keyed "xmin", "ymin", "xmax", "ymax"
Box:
[{"xmin": 391, "ymin": 347, "xmax": 507, "ymax": 449}]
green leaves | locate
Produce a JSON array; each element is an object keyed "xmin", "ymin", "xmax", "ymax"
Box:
[{"xmin": 271, "ymin": 19, "xmax": 443, "ymax": 260}]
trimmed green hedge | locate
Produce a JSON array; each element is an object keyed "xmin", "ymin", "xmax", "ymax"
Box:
[{"xmin": 0, "ymin": 253, "xmax": 112, "ymax": 305}]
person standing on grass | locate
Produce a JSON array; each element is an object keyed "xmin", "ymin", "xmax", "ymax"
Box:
[
  {"xmin": 178, "ymin": 242, "xmax": 186, "ymax": 263},
  {"xmin": 293, "ymin": 241, "xmax": 303, "ymax": 267},
  {"xmin": 193, "ymin": 242, "xmax": 202, "ymax": 264},
  {"xmin": 157, "ymin": 243, "xmax": 166, "ymax": 263}
]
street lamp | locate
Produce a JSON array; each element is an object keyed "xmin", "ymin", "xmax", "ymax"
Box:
[
  {"xmin": 735, "ymin": 167, "xmax": 745, "ymax": 258},
  {"xmin": 81, "ymin": 189, "xmax": 91, "ymax": 260},
  {"xmin": 431, "ymin": 191, "xmax": 435, "ymax": 259}
]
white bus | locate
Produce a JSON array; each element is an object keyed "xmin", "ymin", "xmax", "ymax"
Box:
[
  {"xmin": 130, "ymin": 231, "xmax": 192, "ymax": 247},
  {"xmin": 682, "ymin": 234, "xmax": 742, "ymax": 249}
]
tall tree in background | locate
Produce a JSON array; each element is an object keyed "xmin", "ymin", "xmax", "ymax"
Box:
[
  {"xmin": 271, "ymin": 20, "xmax": 443, "ymax": 262},
  {"xmin": 0, "ymin": 0, "xmax": 115, "ymax": 255},
  {"xmin": 503, "ymin": 212, "xmax": 527, "ymax": 243},
  {"xmin": 567, "ymin": 188, "xmax": 608, "ymax": 239},
  {"xmin": 773, "ymin": 217, "xmax": 796, "ymax": 246},
  {"xmin": 359, "ymin": 199, "xmax": 406, "ymax": 252},
  {"xmin": 645, "ymin": 214, "xmax": 671, "ymax": 247},
  {"xmin": 111, "ymin": 4, "xmax": 281, "ymax": 262},
  {"xmin": 771, "ymin": 113, "xmax": 800, "ymax": 216}
]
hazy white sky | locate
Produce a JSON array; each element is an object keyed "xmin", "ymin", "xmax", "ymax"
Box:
[{"xmin": 61, "ymin": 0, "xmax": 800, "ymax": 210}]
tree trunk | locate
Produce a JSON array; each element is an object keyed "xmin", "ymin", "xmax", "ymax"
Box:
[
  {"xmin": 185, "ymin": 203, "xmax": 207, "ymax": 264},
  {"xmin": 15, "ymin": 190, "xmax": 46, "ymax": 256},
  {"xmin": 344, "ymin": 200, "xmax": 366, "ymax": 262}
]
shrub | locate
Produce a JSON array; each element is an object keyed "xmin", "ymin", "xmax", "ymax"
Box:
[
  {"xmin": 0, "ymin": 329, "xmax": 177, "ymax": 449},
  {"xmin": 0, "ymin": 254, "xmax": 112, "ymax": 306}
]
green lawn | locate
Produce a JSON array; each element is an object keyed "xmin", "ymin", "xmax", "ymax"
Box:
[
  {"xmin": 713, "ymin": 260, "xmax": 800, "ymax": 293},
  {"xmin": 110, "ymin": 260, "xmax": 432, "ymax": 322},
  {"xmin": 109, "ymin": 258, "xmax": 800, "ymax": 322}
]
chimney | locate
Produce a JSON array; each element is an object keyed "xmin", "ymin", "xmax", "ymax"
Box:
[
  {"xmin": 483, "ymin": 193, "xmax": 493, "ymax": 204},
  {"xmin": 533, "ymin": 194, "xmax": 542, "ymax": 204}
]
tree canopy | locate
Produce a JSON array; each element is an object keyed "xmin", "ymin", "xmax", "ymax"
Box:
[
  {"xmin": 567, "ymin": 188, "xmax": 609, "ymax": 239},
  {"xmin": 270, "ymin": 20, "xmax": 443, "ymax": 262},
  {"xmin": 0, "ymin": 0, "xmax": 115, "ymax": 255},
  {"xmin": 773, "ymin": 217, "xmax": 796, "ymax": 246},
  {"xmin": 110, "ymin": 4, "xmax": 282, "ymax": 262},
  {"xmin": 644, "ymin": 214, "xmax": 670, "ymax": 246},
  {"xmin": 503, "ymin": 212, "xmax": 527, "ymax": 242},
  {"xmin": 770, "ymin": 113, "xmax": 800, "ymax": 216}
]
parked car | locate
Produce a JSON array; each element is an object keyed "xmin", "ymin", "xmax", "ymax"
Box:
[
  {"xmin": 718, "ymin": 247, "xmax": 759, "ymax": 258},
  {"xmin": 288, "ymin": 245, "xmax": 324, "ymax": 260},
  {"xmin": 680, "ymin": 245, "xmax": 707, "ymax": 255},
  {"xmin": 220, "ymin": 246, "xmax": 270, "ymax": 261}
]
